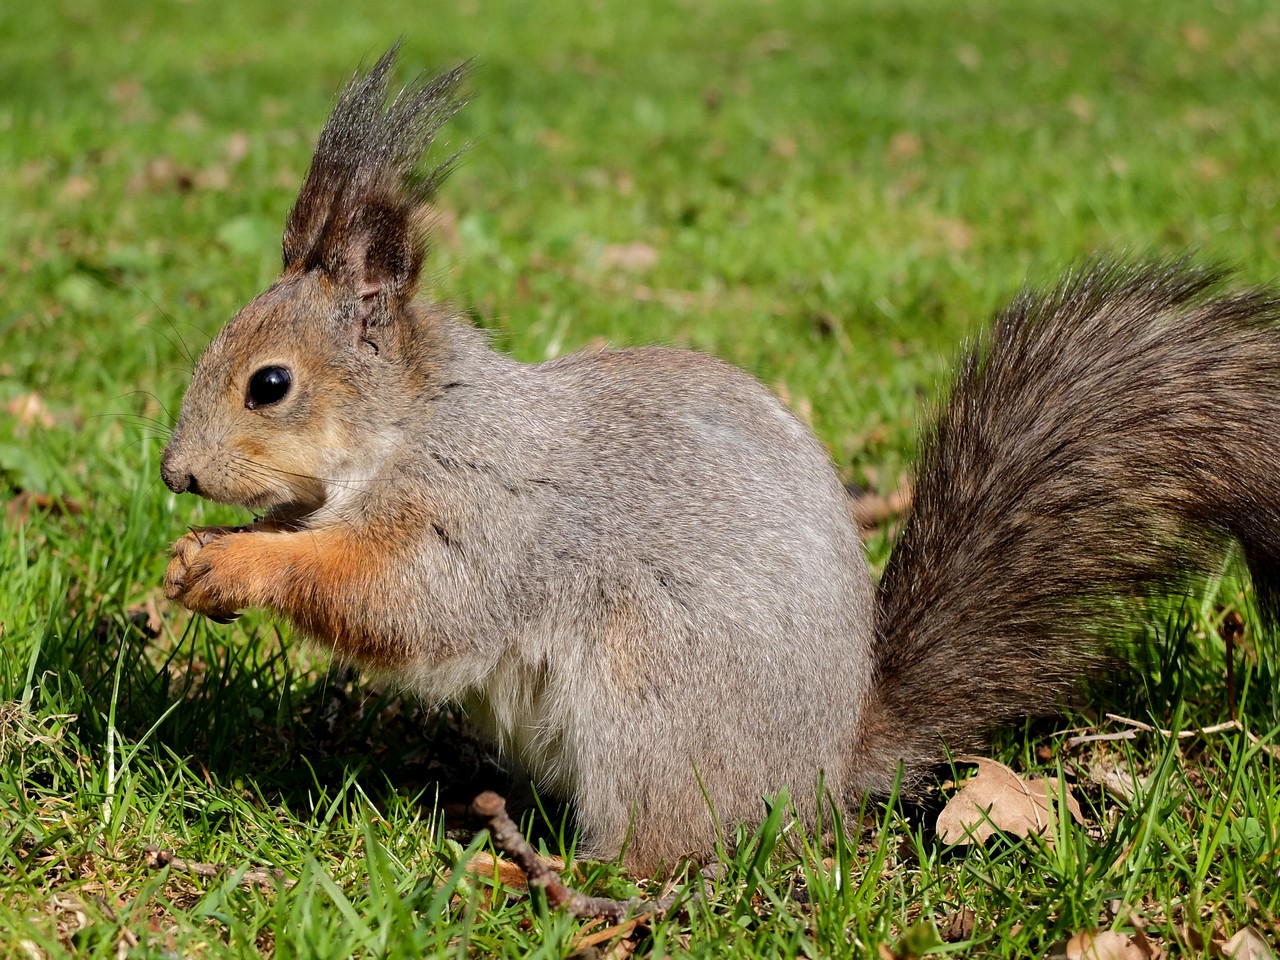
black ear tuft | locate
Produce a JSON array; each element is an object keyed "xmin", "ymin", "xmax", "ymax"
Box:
[{"xmin": 282, "ymin": 43, "xmax": 468, "ymax": 307}]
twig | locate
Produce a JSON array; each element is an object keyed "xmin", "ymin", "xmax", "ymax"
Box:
[
  {"xmin": 470, "ymin": 791, "xmax": 681, "ymax": 924},
  {"xmin": 1104, "ymin": 714, "xmax": 1242, "ymax": 738},
  {"xmin": 89, "ymin": 895, "xmax": 139, "ymax": 949},
  {"xmin": 1065, "ymin": 714, "xmax": 1279, "ymax": 751},
  {"xmin": 1063, "ymin": 730, "xmax": 1141, "ymax": 748},
  {"xmin": 142, "ymin": 845, "xmax": 293, "ymax": 888}
]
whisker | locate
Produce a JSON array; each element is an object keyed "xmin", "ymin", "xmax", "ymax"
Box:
[
  {"xmin": 90, "ymin": 412, "xmax": 174, "ymax": 433},
  {"xmin": 123, "ymin": 389, "xmax": 179, "ymax": 428},
  {"xmin": 137, "ymin": 287, "xmax": 199, "ymax": 367}
]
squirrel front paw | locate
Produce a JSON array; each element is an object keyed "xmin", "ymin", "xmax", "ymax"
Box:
[{"xmin": 164, "ymin": 527, "xmax": 249, "ymax": 623}]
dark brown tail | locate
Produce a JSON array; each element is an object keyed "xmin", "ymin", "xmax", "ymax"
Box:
[{"xmin": 860, "ymin": 259, "xmax": 1280, "ymax": 790}]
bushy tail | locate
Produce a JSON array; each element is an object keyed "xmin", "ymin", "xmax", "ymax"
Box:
[{"xmin": 858, "ymin": 259, "xmax": 1280, "ymax": 791}]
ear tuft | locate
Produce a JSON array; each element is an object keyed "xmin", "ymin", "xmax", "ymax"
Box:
[{"xmin": 282, "ymin": 43, "xmax": 468, "ymax": 306}]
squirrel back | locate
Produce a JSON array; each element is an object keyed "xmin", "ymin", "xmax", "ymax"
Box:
[{"xmin": 160, "ymin": 50, "xmax": 1280, "ymax": 873}]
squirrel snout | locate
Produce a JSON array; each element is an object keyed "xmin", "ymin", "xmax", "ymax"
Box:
[
  {"xmin": 162, "ymin": 465, "xmax": 198, "ymax": 496},
  {"xmin": 160, "ymin": 450, "xmax": 199, "ymax": 496}
]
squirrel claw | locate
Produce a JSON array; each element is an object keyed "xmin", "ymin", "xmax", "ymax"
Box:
[
  {"xmin": 164, "ymin": 528, "xmax": 248, "ymax": 623},
  {"xmin": 188, "ymin": 525, "xmax": 240, "ymax": 547}
]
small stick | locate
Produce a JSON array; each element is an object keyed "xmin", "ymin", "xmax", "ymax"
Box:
[
  {"xmin": 1063, "ymin": 730, "xmax": 1140, "ymax": 748},
  {"xmin": 142, "ymin": 845, "xmax": 293, "ymax": 888},
  {"xmin": 1068, "ymin": 716, "xmax": 1280, "ymax": 757},
  {"xmin": 1104, "ymin": 714, "xmax": 1242, "ymax": 738},
  {"xmin": 470, "ymin": 791, "xmax": 677, "ymax": 924}
]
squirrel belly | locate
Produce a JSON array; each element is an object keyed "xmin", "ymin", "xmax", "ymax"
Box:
[{"xmin": 161, "ymin": 48, "xmax": 1280, "ymax": 874}]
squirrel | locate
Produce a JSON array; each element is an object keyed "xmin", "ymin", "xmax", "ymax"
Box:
[{"xmin": 161, "ymin": 47, "xmax": 1280, "ymax": 874}]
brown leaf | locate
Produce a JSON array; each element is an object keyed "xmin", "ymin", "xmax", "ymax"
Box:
[
  {"xmin": 6, "ymin": 492, "xmax": 85, "ymax": 524},
  {"xmin": 599, "ymin": 243, "xmax": 658, "ymax": 274},
  {"xmin": 1182, "ymin": 23, "xmax": 1209, "ymax": 51},
  {"xmin": 884, "ymin": 131, "xmax": 923, "ymax": 166},
  {"xmin": 1222, "ymin": 928, "xmax": 1276, "ymax": 960},
  {"xmin": 572, "ymin": 918, "xmax": 641, "ymax": 952},
  {"xmin": 1129, "ymin": 922, "xmax": 1162, "ymax": 960},
  {"xmin": 126, "ymin": 598, "xmax": 164, "ymax": 639},
  {"xmin": 941, "ymin": 908, "xmax": 976, "ymax": 942},
  {"xmin": 936, "ymin": 757, "xmax": 1084, "ymax": 846},
  {"xmin": 771, "ymin": 135, "xmax": 798, "ymax": 158},
  {"xmin": 7, "ymin": 392, "xmax": 53, "ymax": 428},
  {"xmin": 110, "ymin": 78, "xmax": 143, "ymax": 105},
  {"xmin": 462, "ymin": 851, "xmax": 565, "ymax": 890},
  {"xmin": 1088, "ymin": 758, "xmax": 1148, "ymax": 804},
  {"xmin": 1065, "ymin": 930, "xmax": 1152, "ymax": 960},
  {"xmin": 59, "ymin": 175, "xmax": 94, "ymax": 203},
  {"xmin": 749, "ymin": 30, "xmax": 791, "ymax": 56},
  {"xmin": 194, "ymin": 166, "xmax": 230, "ymax": 191},
  {"xmin": 109, "ymin": 78, "xmax": 154, "ymax": 123},
  {"xmin": 931, "ymin": 215, "xmax": 975, "ymax": 252},
  {"xmin": 225, "ymin": 131, "xmax": 251, "ymax": 165},
  {"xmin": 849, "ymin": 481, "xmax": 913, "ymax": 534},
  {"xmin": 1067, "ymin": 94, "xmax": 1095, "ymax": 124},
  {"xmin": 1195, "ymin": 157, "xmax": 1226, "ymax": 182},
  {"xmin": 131, "ymin": 156, "xmax": 197, "ymax": 194}
]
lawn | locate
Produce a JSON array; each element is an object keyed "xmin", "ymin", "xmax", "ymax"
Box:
[{"xmin": 2, "ymin": 0, "xmax": 1279, "ymax": 956}]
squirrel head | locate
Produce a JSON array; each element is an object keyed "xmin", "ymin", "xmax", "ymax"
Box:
[{"xmin": 161, "ymin": 46, "xmax": 467, "ymax": 523}]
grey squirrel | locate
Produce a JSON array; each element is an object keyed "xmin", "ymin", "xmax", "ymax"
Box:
[{"xmin": 160, "ymin": 47, "xmax": 1280, "ymax": 873}]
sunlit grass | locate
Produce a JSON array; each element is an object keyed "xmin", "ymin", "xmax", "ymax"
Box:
[{"xmin": 2, "ymin": 0, "xmax": 1279, "ymax": 955}]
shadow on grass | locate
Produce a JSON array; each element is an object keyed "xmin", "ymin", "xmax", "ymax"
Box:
[
  {"xmin": 31, "ymin": 588, "xmax": 1276, "ymax": 864},
  {"xmin": 33, "ymin": 603, "xmax": 562, "ymax": 842}
]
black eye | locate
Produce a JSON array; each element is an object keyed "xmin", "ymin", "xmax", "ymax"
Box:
[{"xmin": 246, "ymin": 366, "xmax": 292, "ymax": 409}]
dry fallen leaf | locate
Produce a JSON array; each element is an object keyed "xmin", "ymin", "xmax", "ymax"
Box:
[
  {"xmin": 929, "ymin": 214, "xmax": 975, "ymax": 253},
  {"xmin": 6, "ymin": 492, "xmax": 85, "ymax": 524},
  {"xmin": 598, "ymin": 242, "xmax": 658, "ymax": 273},
  {"xmin": 849, "ymin": 481, "xmax": 913, "ymax": 533},
  {"xmin": 462, "ymin": 851, "xmax": 565, "ymax": 890},
  {"xmin": 884, "ymin": 130, "xmax": 923, "ymax": 166},
  {"xmin": 1182, "ymin": 22, "xmax": 1209, "ymax": 51},
  {"xmin": 7, "ymin": 392, "xmax": 53, "ymax": 428},
  {"xmin": 1065, "ymin": 930, "xmax": 1153, "ymax": 960},
  {"xmin": 59, "ymin": 175, "xmax": 94, "ymax": 203},
  {"xmin": 126, "ymin": 598, "xmax": 164, "ymax": 639},
  {"xmin": 1088, "ymin": 757, "xmax": 1148, "ymax": 804},
  {"xmin": 936, "ymin": 756, "xmax": 1084, "ymax": 846},
  {"xmin": 1222, "ymin": 928, "xmax": 1276, "ymax": 960},
  {"xmin": 940, "ymin": 908, "xmax": 976, "ymax": 942},
  {"xmin": 225, "ymin": 130, "xmax": 251, "ymax": 164},
  {"xmin": 1067, "ymin": 94, "xmax": 1096, "ymax": 124},
  {"xmin": 771, "ymin": 135, "xmax": 798, "ymax": 158},
  {"xmin": 572, "ymin": 917, "xmax": 642, "ymax": 953}
]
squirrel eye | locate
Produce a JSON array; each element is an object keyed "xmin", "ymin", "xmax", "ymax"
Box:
[{"xmin": 246, "ymin": 366, "xmax": 292, "ymax": 409}]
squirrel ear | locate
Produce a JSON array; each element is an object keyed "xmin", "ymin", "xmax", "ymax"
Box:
[
  {"xmin": 345, "ymin": 198, "xmax": 423, "ymax": 307},
  {"xmin": 282, "ymin": 45, "xmax": 467, "ymax": 313}
]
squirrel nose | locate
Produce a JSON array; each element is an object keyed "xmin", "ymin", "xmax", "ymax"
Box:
[
  {"xmin": 162, "ymin": 466, "xmax": 195, "ymax": 495},
  {"xmin": 161, "ymin": 451, "xmax": 199, "ymax": 495}
]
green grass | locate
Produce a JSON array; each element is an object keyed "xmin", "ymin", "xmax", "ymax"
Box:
[{"xmin": 3, "ymin": 0, "xmax": 1280, "ymax": 955}]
